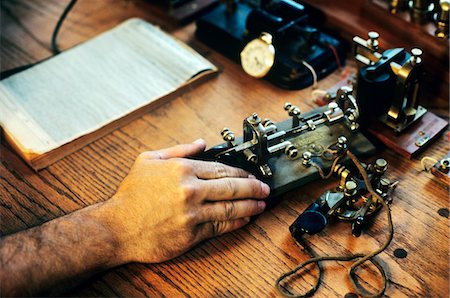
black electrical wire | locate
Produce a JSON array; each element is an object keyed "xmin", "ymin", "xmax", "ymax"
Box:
[
  {"xmin": 51, "ymin": 0, "xmax": 78, "ymax": 54},
  {"xmin": 275, "ymin": 149, "xmax": 394, "ymax": 298},
  {"xmin": 0, "ymin": 0, "xmax": 78, "ymax": 79}
]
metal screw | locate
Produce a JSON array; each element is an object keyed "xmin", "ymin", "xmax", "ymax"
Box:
[
  {"xmin": 337, "ymin": 136, "xmax": 347, "ymax": 149},
  {"xmin": 375, "ymin": 158, "xmax": 388, "ymax": 174},
  {"xmin": 328, "ymin": 102, "xmax": 338, "ymax": 111},
  {"xmin": 284, "ymin": 102, "xmax": 300, "ymax": 116},
  {"xmin": 338, "ymin": 136, "xmax": 347, "ymax": 144},
  {"xmin": 221, "ymin": 128, "xmax": 235, "ymax": 142},
  {"xmin": 248, "ymin": 113, "xmax": 261, "ymax": 125},
  {"xmin": 440, "ymin": 158, "xmax": 450, "ymax": 173},
  {"xmin": 285, "ymin": 145, "xmax": 298, "ymax": 159},
  {"xmin": 410, "ymin": 48, "xmax": 422, "ymax": 65},
  {"xmin": 262, "ymin": 119, "xmax": 274, "ymax": 127},
  {"xmin": 380, "ymin": 178, "xmax": 391, "ymax": 193},
  {"xmin": 367, "ymin": 31, "xmax": 379, "ymax": 51},
  {"xmin": 302, "ymin": 151, "xmax": 312, "ymax": 166},
  {"xmin": 344, "ymin": 180, "xmax": 357, "ymax": 196}
]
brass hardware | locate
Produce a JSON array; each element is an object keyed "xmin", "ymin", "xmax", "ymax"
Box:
[
  {"xmin": 353, "ymin": 31, "xmax": 427, "ymax": 133},
  {"xmin": 221, "ymin": 127, "xmax": 235, "ymax": 148},
  {"xmin": 285, "ymin": 144, "xmax": 299, "ymax": 159},
  {"xmin": 389, "ymin": 0, "xmax": 409, "ymax": 13},
  {"xmin": 202, "ymin": 91, "xmax": 365, "ymax": 178},
  {"xmin": 415, "ymin": 130, "xmax": 430, "ymax": 147},
  {"xmin": 374, "ymin": 158, "xmax": 388, "ymax": 175},
  {"xmin": 435, "ymin": 0, "xmax": 450, "ymax": 38},
  {"xmin": 344, "ymin": 180, "xmax": 357, "ymax": 197},
  {"xmin": 439, "ymin": 158, "xmax": 450, "ymax": 173},
  {"xmin": 291, "ymin": 150, "xmax": 397, "ymax": 237}
]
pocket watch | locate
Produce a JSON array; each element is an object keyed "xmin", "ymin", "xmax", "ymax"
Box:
[{"xmin": 240, "ymin": 32, "xmax": 275, "ymax": 78}]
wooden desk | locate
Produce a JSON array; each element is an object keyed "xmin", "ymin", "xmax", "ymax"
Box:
[{"xmin": 1, "ymin": 1, "xmax": 448, "ymax": 297}]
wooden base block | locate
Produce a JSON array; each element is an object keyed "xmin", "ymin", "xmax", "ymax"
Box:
[{"xmin": 368, "ymin": 112, "xmax": 448, "ymax": 159}]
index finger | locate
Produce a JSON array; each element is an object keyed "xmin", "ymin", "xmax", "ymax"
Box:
[
  {"xmin": 199, "ymin": 177, "xmax": 270, "ymax": 201},
  {"xmin": 188, "ymin": 159, "xmax": 252, "ymax": 180},
  {"xmin": 139, "ymin": 139, "xmax": 206, "ymax": 160}
]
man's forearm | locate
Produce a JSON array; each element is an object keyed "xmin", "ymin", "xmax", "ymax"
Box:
[
  {"xmin": 0, "ymin": 141, "xmax": 270, "ymax": 296},
  {"xmin": 0, "ymin": 202, "xmax": 124, "ymax": 296}
]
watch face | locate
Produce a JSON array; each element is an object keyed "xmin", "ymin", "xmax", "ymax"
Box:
[{"xmin": 240, "ymin": 38, "xmax": 275, "ymax": 78}]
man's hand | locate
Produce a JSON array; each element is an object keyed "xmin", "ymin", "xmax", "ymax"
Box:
[
  {"xmin": 0, "ymin": 140, "xmax": 269, "ymax": 296},
  {"xmin": 103, "ymin": 139, "xmax": 270, "ymax": 263}
]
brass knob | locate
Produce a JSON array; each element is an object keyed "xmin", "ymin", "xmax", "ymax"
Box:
[
  {"xmin": 302, "ymin": 151, "xmax": 312, "ymax": 166},
  {"xmin": 262, "ymin": 119, "xmax": 274, "ymax": 127},
  {"xmin": 337, "ymin": 136, "xmax": 348, "ymax": 150},
  {"xmin": 439, "ymin": 158, "xmax": 450, "ymax": 173},
  {"xmin": 435, "ymin": 0, "xmax": 450, "ymax": 38},
  {"xmin": 221, "ymin": 128, "xmax": 235, "ymax": 142},
  {"xmin": 344, "ymin": 180, "xmax": 358, "ymax": 197},
  {"xmin": 285, "ymin": 144, "xmax": 299, "ymax": 159},
  {"xmin": 284, "ymin": 102, "xmax": 301, "ymax": 116},
  {"xmin": 374, "ymin": 158, "xmax": 388, "ymax": 174},
  {"xmin": 247, "ymin": 113, "xmax": 261, "ymax": 125}
]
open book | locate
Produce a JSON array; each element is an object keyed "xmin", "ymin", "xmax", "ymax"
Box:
[{"xmin": 0, "ymin": 18, "xmax": 218, "ymax": 170}]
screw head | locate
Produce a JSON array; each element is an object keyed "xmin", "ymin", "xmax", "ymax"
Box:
[
  {"xmin": 302, "ymin": 151, "xmax": 312, "ymax": 166},
  {"xmin": 328, "ymin": 102, "xmax": 338, "ymax": 111},
  {"xmin": 410, "ymin": 48, "xmax": 423, "ymax": 65},
  {"xmin": 221, "ymin": 127, "xmax": 230, "ymax": 135},
  {"xmin": 345, "ymin": 180, "xmax": 357, "ymax": 191},
  {"xmin": 411, "ymin": 48, "xmax": 422, "ymax": 57},
  {"xmin": 440, "ymin": 158, "xmax": 450, "ymax": 171},
  {"xmin": 344, "ymin": 181, "xmax": 357, "ymax": 196},
  {"xmin": 376, "ymin": 158, "xmax": 387, "ymax": 168},
  {"xmin": 285, "ymin": 145, "xmax": 298, "ymax": 159},
  {"xmin": 368, "ymin": 31, "xmax": 379, "ymax": 40},
  {"xmin": 338, "ymin": 136, "xmax": 347, "ymax": 145}
]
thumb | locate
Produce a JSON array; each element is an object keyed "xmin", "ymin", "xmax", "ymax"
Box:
[{"xmin": 141, "ymin": 139, "xmax": 206, "ymax": 160}]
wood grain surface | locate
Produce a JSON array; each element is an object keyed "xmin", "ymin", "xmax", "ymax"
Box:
[{"xmin": 1, "ymin": 1, "xmax": 449, "ymax": 297}]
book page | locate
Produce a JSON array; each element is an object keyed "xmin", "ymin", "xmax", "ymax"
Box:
[{"xmin": 0, "ymin": 18, "xmax": 217, "ymax": 156}]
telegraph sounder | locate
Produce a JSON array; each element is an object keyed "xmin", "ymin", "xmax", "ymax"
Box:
[
  {"xmin": 195, "ymin": 0, "xmax": 346, "ymax": 89},
  {"xmin": 335, "ymin": 31, "xmax": 447, "ymax": 158}
]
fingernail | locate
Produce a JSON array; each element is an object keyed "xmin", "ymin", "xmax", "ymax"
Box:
[
  {"xmin": 248, "ymin": 174, "xmax": 256, "ymax": 179},
  {"xmin": 193, "ymin": 138, "xmax": 205, "ymax": 145},
  {"xmin": 258, "ymin": 200, "xmax": 266, "ymax": 212},
  {"xmin": 261, "ymin": 182, "xmax": 270, "ymax": 197}
]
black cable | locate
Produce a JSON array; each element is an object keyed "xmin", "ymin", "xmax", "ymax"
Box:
[
  {"xmin": 51, "ymin": 0, "xmax": 78, "ymax": 54},
  {"xmin": 0, "ymin": 63, "xmax": 35, "ymax": 79},
  {"xmin": 275, "ymin": 150, "xmax": 394, "ymax": 298},
  {"xmin": 1, "ymin": 0, "xmax": 78, "ymax": 80}
]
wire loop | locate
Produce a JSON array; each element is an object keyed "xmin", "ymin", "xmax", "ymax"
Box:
[{"xmin": 275, "ymin": 149, "xmax": 394, "ymax": 298}]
